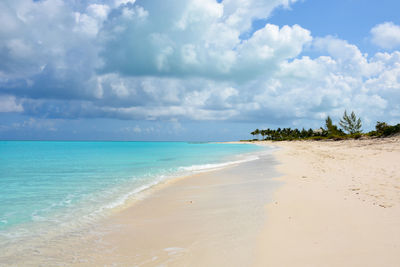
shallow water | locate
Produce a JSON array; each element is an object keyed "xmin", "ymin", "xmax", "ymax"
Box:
[{"xmin": 0, "ymin": 141, "xmax": 263, "ymax": 243}]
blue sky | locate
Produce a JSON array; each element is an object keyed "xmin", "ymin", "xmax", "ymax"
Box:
[
  {"xmin": 1, "ymin": 0, "xmax": 400, "ymax": 141},
  {"xmin": 267, "ymin": 0, "xmax": 400, "ymax": 54}
]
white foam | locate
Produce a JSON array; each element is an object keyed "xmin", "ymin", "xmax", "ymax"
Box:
[
  {"xmin": 102, "ymin": 149, "xmax": 273, "ymax": 212},
  {"xmin": 178, "ymin": 155, "xmax": 260, "ymax": 173},
  {"xmin": 101, "ymin": 179, "xmax": 162, "ymax": 211}
]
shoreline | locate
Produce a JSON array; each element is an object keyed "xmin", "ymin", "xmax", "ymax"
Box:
[
  {"xmin": 108, "ymin": 147, "xmax": 269, "ymax": 215},
  {"xmin": 2, "ymin": 138, "xmax": 399, "ymax": 266},
  {"xmin": 78, "ymin": 149, "xmax": 280, "ymax": 266},
  {"xmin": 1, "ymin": 145, "xmax": 277, "ymax": 266}
]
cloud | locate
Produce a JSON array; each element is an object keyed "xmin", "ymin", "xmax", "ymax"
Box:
[
  {"xmin": 371, "ymin": 22, "xmax": 400, "ymax": 50},
  {"xmin": 0, "ymin": 95, "xmax": 23, "ymax": 112},
  {"xmin": 246, "ymin": 37, "xmax": 399, "ymax": 127},
  {"xmin": 99, "ymin": 0, "xmax": 310, "ymax": 81},
  {"xmin": 0, "ymin": 0, "xmax": 399, "ymax": 132},
  {"xmin": 0, "ymin": 0, "xmax": 308, "ymax": 100}
]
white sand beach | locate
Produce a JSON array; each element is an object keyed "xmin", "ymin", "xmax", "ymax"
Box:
[
  {"xmin": 79, "ymin": 137, "xmax": 400, "ymax": 266},
  {"xmin": 257, "ymin": 137, "xmax": 400, "ymax": 267},
  {"xmin": 3, "ymin": 1, "xmax": 400, "ymax": 266},
  {"xmin": 5, "ymin": 138, "xmax": 400, "ymax": 266}
]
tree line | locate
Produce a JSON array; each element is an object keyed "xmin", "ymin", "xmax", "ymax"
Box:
[{"xmin": 250, "ymin": 110, "xmax": 400, "ymax": 141}]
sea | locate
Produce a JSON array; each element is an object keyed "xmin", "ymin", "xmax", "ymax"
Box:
[{"xmin": 0, "ymin": 141, "xmax": 265, "ymax": 247}]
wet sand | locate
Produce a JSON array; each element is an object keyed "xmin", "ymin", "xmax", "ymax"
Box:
[
  {"xmin": 3, "ymin": 149, "xmax": 277, "ymax": 266},
  {"xmin": 75, "ymin": 151, "xmax": 279, "ymax": 266}
]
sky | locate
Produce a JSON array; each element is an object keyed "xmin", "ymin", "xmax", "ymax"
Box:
[{"xmin": 1, "ymin": 0, "xmax": 400, "ymax": 141}]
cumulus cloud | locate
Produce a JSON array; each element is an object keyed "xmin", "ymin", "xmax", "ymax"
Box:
[
  {"xmin": 371, "ymin": 22, "xmax": 400, "ymax": 50},
  {"xmin": 99, "ymin": 0, "xmax": 310, "ymax": 80},
  {"xmin": 0, "ymin": 0, "xmax": 399, "ymax": 132},
  {"xmin": 0, "ymin": 0, "xmax": 309, "ymax": 99},
  {"xmin": 246, "ymin": 37, "xmax": 400, "ymax": 126}
]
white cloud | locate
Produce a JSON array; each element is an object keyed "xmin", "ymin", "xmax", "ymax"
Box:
[
  {"xmin": 0, "ymin": 0, "xmax": 306, "ymax": 85},
  {"xmin": 115, "ymin": 0, "xmax": 136, "ymax": 7},
  {"xmin": 0, "ymin": 0, "xmax": 399, "ymax": 131},
  {"xmin": 99, "ymin": 0, "xmax": 311, "ymax": 81},
  {"xmin": 221, "ymin": 0, "xmax": 298, "ymax": 32},
  {"xmin": 110, "ymin": 81, "xmax": 130, "ymax": 97},
  {"xmin": 314, "ymin": 36, "xmax": 381, "ymax": 77},
  {"xmin": 371, "ymin": 22, "xmax": 400, "ymax": 50},
  {"xmin": 246, "ymin": 37, "xmax": 400, "ymax": 127},
  {"xmin": 0, "ymin": 95, "xmax": 23, "ymax": 112},
  {"xmin": 87, "ymin": 4, "xmax": 110, "ymax": 20}
]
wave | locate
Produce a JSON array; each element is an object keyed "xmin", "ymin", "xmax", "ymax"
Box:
[
  {"xmin": 103, "ymin": 152, "xmax": 264, "ymax": 212},
  {"xmin": 178, "ymin": 154, "xmax": 260, "ymax": 172}
]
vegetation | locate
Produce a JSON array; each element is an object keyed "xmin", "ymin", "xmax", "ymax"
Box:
[
  {"xmin": 249, "ymin": 110, "xmax": 400, "ymax": 141},
  {"xmin": 339, "ymin": 110, "xmax": 362, "ymax": 134},
  {"xmin": 325, "ymin": 116, "xmax": 345, "ymax": 138},
  {"xmin": 367, "ymin": 122, "xmax": 400, "ymax": 137},
  {"xmin": 250, "ymin": 129, "xmax": 260, "ymax": 140}
]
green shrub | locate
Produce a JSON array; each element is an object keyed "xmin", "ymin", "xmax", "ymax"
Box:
[
  {"xmin": 307, "ymin": 136, "xmax": 327, "ymax": 141},
  {"xmin": 350, "ymin": 133, "xmax": 362, "ymax": 139},
  {"xmin": 383, "ymin": 124, "xmax": 400, "ymax": 136},
  {"xmin": 249, "ymin": 117, "xmax": 399, "ymax": 142},
  {"xmin": 329, "ymin": 134, "xmax": 346, "ymax": 140},
  {"xmin": 373, "ymin": 122, "xmax": 400, "ymax": 137}
]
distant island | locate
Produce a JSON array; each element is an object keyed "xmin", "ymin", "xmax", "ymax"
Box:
[{"xmin": 249, "ymin": 110, "xmax": 400, "ymax": 141}]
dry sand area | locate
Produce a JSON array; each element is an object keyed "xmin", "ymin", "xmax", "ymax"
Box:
[{"xmin": 258, "ymin": 137, "xmax": 400, "ymax": 267}]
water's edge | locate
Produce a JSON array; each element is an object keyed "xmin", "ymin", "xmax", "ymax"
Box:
[
  {"xmin": 0, "ymin": 142, "xmax": 277, "ymax": 265},
  {"xmin": 0, "ymin": 142, "xmax": 270, "ymax": 244}
]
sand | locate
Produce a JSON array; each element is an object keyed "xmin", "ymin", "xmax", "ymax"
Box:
[
  {"xmin": 3, "ymin": 137, "xmax": 400, "ymax": 266},
  {"xmin": 7, "ymin": 149, "xmax": 278, "ymax": 266},
  {"xmin": 83, "ymin": 137, "xmax": 400, "ymax": 266},
  {"xmin": 257, "ymin": 137, "xmax": 400, "ymax": 267},
  {"xmin": 76, "ymin": 151, "xmax": 280, "ymax": 266}
]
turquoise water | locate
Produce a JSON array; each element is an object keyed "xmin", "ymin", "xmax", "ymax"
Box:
[{"xmin": 0, "ymin": 141, "xmax": 262, "ymax": 238}]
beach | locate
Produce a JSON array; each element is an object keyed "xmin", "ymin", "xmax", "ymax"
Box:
[
  {"xmin": 2, "ymin": 138, "xmax": 400, "ymax": 266},
  {"xmin": 3, "ymin": 1, "xmax": 400, "ymax": 266},
  {"xmin": 92, "ymin": 137, "xmax": 400, "ymax": 266},
  {"xmin": 59, "ymin": 150, "xmax": 280, "ymax": 266},
  {"xmin": 257, "ymin": 137, "xmax": 400, "ymax": 267}
]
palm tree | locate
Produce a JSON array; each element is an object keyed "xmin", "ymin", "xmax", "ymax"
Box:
[
  {"xmin": 261, "ymin": 130, "xmax": 266, "ymax": 140},
  {"xmin": 250, "ymin": 130, "xmax": 256, "ymax": 139},
  {"xmin": 254, "ymin": 129, "xmax": 260, "ymax": 140}
]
